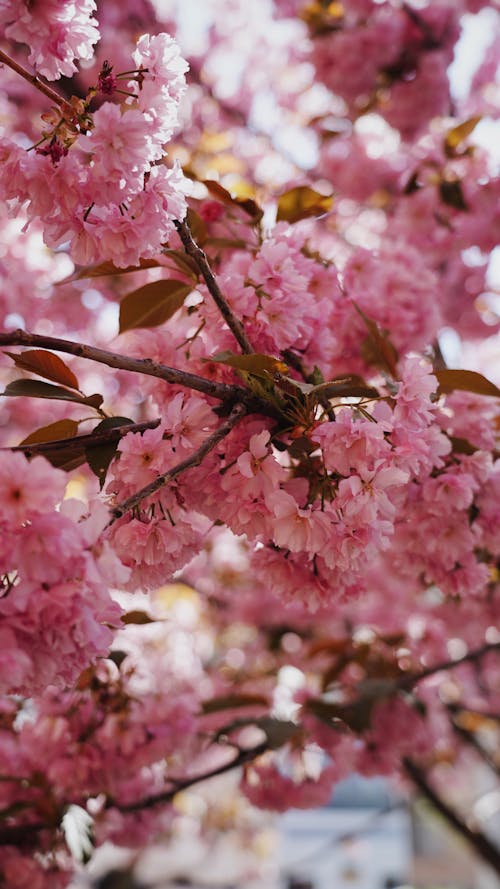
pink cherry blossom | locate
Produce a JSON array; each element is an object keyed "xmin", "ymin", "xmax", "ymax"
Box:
[{"xmin": 0, "ymin": 0, "xmax": 99, "ymax": 80}]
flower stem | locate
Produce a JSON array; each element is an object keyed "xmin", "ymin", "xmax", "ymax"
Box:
[
  {"xmin": 0, "ymin": 49, "xmax": 65, "ymax": 108},
  {"xmin": 110, "ymin": 403, "xmax": 247, "ymax": 520},
  {"xmin": 175, "ymin": 219, "xmax": 254, "ymax": 355}
]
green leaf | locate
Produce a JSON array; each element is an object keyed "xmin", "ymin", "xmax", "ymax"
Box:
[
  {"xmin": 4, "ymin": 349, "xmax": 79, "ymax": 390},
  {"xmin": 210, "ymin": 350, "xmax": 288, "ymax": 377},
  {"xmin": 119, "ymin": 279, "xmax": 192, "ymax": 333},
  {"xmin": 435, "ymin": 369, "xmax": 500, "ymax": 398},
  {"xmin": 19, "ymin": 419, "xmax": 80, "ymax": 446},
  {"xmin": 2, "ymin": 379, "xmax": 103, "ymax": 408},
  {"xmin": 277, "ymin": 186, "xmax": 333, "ymax": 223}
]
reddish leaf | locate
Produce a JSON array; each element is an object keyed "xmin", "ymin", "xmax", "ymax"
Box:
[
  {"xmin": 436, "ymin": 369, "xmax": 500, "ymax": 399},
  {"xmin": 256, "ymin": 717, "xmax": 299, "ymax": 749},
  {"xmin": 205, "ymin": 237, "xmax": 247, "ymax": 249},
  {"xmin": 202, "ymin": 180, "xmax": 263, "ymax": 223},
  {"xmin": 35, "ymin": 448, "xmax": 87, "ymax": 473},
  {"xmin": 82, "ymin": 393, "xmax": 104, "ymax": 409},
  {"xmin": 202, "ymin": 179, "xmax": 234, "ymax": 204},
  {"xmin": 353, "ymin": 303, "xmax": 399, "ymax": 377},
  {"xmin": 5, "ymin": 349, "xmax": 79, "ymax": 390},
  {"xmin": 121, "ymin": 610, "xmax": 156, "ymax": 625},
  {"xmin": 202, "ymin": 694, "xmax": 269, "ymax": 714},
  {"xmin": 185, "ymin": 207, "xmax": 207, "ymax": 245},
  {"xmin": 19, "ymin": 419, "xmax": 80, "ymax": 446},
  {"xmin": 235, "ymin": 197, "xmax": 263, "ymax": 223}
]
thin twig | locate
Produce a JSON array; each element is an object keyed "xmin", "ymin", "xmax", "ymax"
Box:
[
  {"xmin": 0, "ymin": 48, "xmax": 65, "ymax": 107},
  {"xmin": 399, "ymin": 641, "xmax": 500, "ymax": 691},
  {"xmin": 0, "ymin": 330, "xmax": 243, "ymax": 403},
  {"xmin": 110, "ymin": 741, "xmax": 268, "ymax": 813},
  {"xmin": 111, "ymin": 403, "xmax": 247, "ymax": 520},
  {"xmin": 0, "ymin": 822, "xmax": 50, "ymax": 847},
  {"xmin": 403, "ymin": 758, "xmax": 500, "ymax": 876},
  {"xmin": 175, "ymin": 220, "xmax": 254, "ymax": 354},
  {"xmin": 0, "ymin": 742, "xmax": 268, "ymax": 844},
  {"xmin": 446, "ymin": 704, "xmax": 500, "ymax": 777}
]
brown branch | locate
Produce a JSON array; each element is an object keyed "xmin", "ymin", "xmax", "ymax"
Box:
[
  {"xmin": 110, "ymin": 741, "xmax": 268, "ymax": 813},
  {"xmin": 0, "ymin": 48, "xmax": 65, "ymax": 107},
  {"xmin": 175, "ymin": 220, "xmax": 254, "ymax": 355},
  {"xmin": 0, "ymin": 741, "xmax": 268, "ymax": 845},
  {"xmin": 446, "ymin": 704, "xmax": 500, "ymax": 777},
  {"xmin": 7, "ymin": 419, "xmax": 161, "ymax": 457},
  {"xmin": 399, "ymin": 641, "xmax": 500, "ymax": 691},
  {"xmin": 111, "ymin": 403, "xmax": 247, "ymax": 520},
  {"xmin": 0, "ymin": 330, "xmax": 244, "ymax": 403},
  {"xmin": 403, "ymin": 758, "xmax": 500, "ymax": 876},
  {"xmin": 0, "ymin": 821, "xmax": 50, "ymax": 847}
]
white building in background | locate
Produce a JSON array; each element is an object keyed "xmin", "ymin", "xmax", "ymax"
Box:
[{"xmin": 279, "ymin": 776, "xmax": 412, "ymax": 889}]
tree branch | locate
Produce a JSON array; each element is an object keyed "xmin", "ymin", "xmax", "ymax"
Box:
[
  {"xmin": 0, "ymin": 48, "xmax": 66, "ymax": 108},
  {"xmin": 403, "ymin": 758, "xmax": 500, "ymax": 876},
  {"xmin": 175, "ymin": 220, "xmax": 254, "ymax": 355},
  {"xmin": 7, "ymin": 419, "xmax": 161, "ymax": 457},
  {"xmin": 0, "ymin": 329, "xmax": 244, "ymax": 403},
  {"xmin": 399, "ymin": 641, "xmax": 500, "ymax": 691},
  {"xmin": 0, "ymin": 742, "xmax": 268, "ymax": 845},
  {"xmin": 111, "ymin": 403, "xmax": 247, "ymax": 520},
  {"xmin": 446, "ymin": 704, "xmax": 500, "ymax": 777},
  {"xmin": 0, "ymin": 822, "xmax": 50, "ymax": 847},
  {"xmin": 111, "ymin": 741, "xmax": 268, "ymax": 813}
]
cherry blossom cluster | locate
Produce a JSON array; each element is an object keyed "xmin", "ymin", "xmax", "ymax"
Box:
[
  {"xmin": 0, "ymin": 0, "xmax": 499, "ymax": 886},
  {"xmin": 0, "ymin": 452, "xmax": 126, "ymax": 694},
  {"xmin": 0, "ymin": 30, "xmax": 189, "ymax": 267},
  {"xmin": 0, "ymin": 0, "xmax": 99, "ymax": 81}
]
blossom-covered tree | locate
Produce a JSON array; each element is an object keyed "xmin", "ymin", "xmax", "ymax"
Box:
[{"xmin": 0, "ymin": 0, "xmax": 499, "ymax": 884}]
